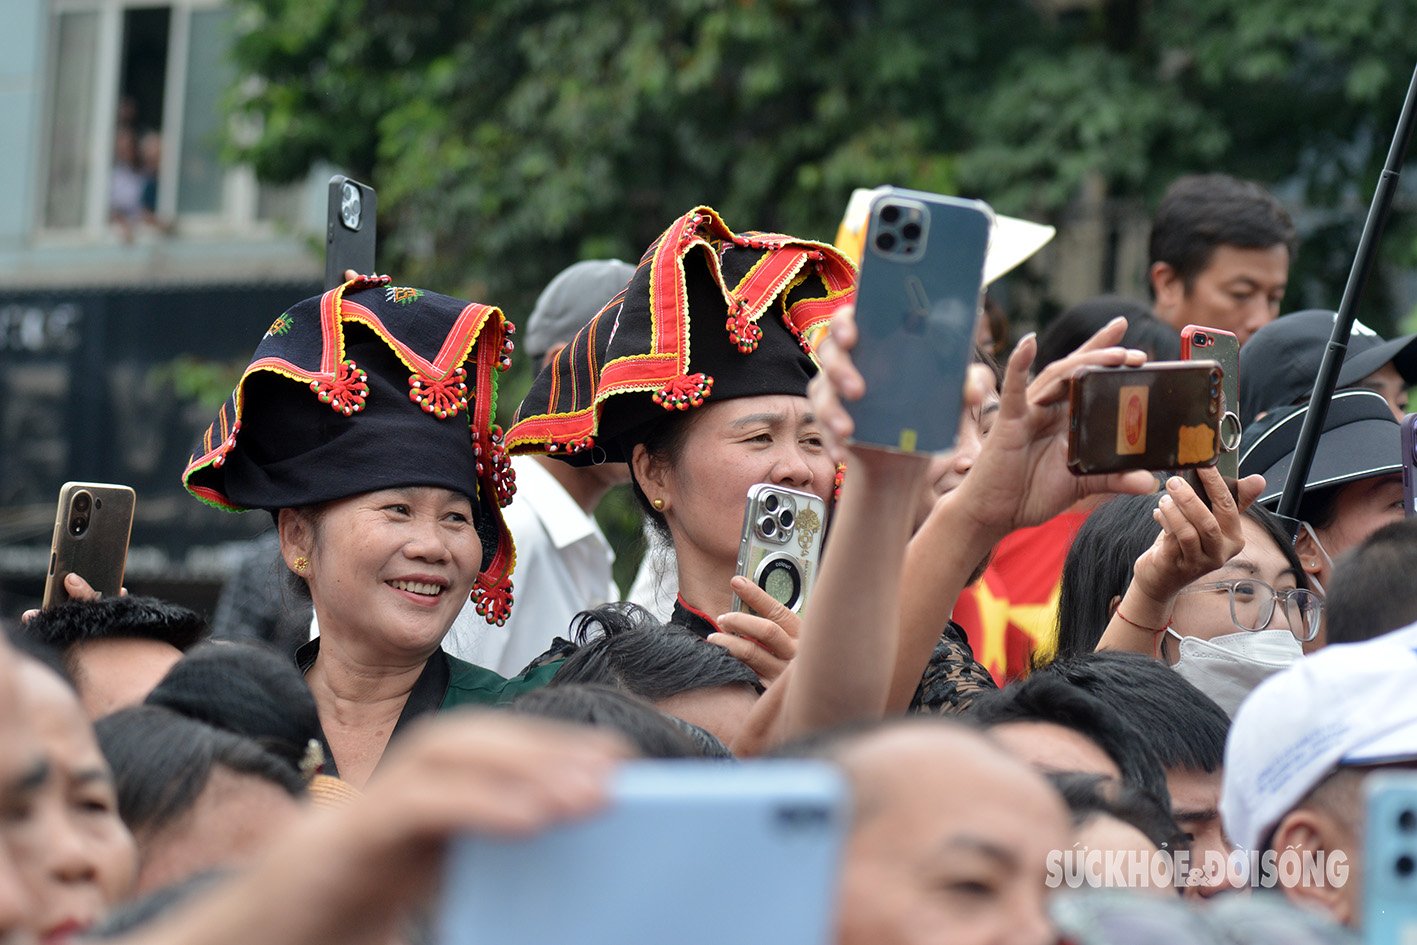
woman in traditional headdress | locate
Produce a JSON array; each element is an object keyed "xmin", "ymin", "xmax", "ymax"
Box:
[{"xmin": 183, "ymin": 276, "xmax": 554, "ymax": 786}]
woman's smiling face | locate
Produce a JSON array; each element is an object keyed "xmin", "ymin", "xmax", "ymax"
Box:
[{"xmin": 283, "ymin": 486, "xmax": 484, "ymax": 659}]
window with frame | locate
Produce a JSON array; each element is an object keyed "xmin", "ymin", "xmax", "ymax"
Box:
[{"xmin": 40, "ymin": 0, "xmax": 302, "ymax": 238}]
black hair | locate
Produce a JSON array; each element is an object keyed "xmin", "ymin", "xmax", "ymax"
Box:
[
  {"xmin": 1148, "ymin": 174, "xmax": 1296, "ymax": 293},
  {"xmin": 1036, "ymin": 652, "xmax": 1229, "ymax": 773},
  {"xmin": 552, "ymin": 603, "xmax": 761, "ymax": 699},
  {"xmin": 966, "ymin": 672, "xmax": 1172, "ymax": 808},
  {"xmin": 1047, "ymin": 771, "xmax": 1187, "ymax": 855},
  {"xmin": 144, "ymin": 641, "xmax": 322, "ymax": 779},
  {"xmin": 1055, "ymin": 493, "xmax": 1311, "ymax": 660},
  {"xmin": 94, "ymin": 705, "xmax": 306, "ymax": 837},
  {"xmin": 20, "ymin": 596, "xmax": 207, "ymax": 666},
  {"xmin": 1325, "ymin": 519, "xmax": 1417, "ymax": 644},
  {"xmin": 625, "ymin": 412, "xmax": 699, "ymax": 542},
  {"xmin": 1035, "ymin": 296, "xmax": 1180, "ymax": 371},
  {"xmin": 510, "ymin": 684, "xmax": 705, "ymax": 759}
]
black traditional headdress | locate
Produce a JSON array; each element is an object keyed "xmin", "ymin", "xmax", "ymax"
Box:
[
  {"xmin": 507, "ymin": 207, "xmax": 857, "ymax": 462},
  {"xmin": 182, "ymin": 275, "xmax": 519, "ymax": 624}
]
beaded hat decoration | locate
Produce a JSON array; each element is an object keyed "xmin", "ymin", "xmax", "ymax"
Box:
[
  {"xmin": 181, "ymin": 275, "xmax": 519, "ymax": 625},
  {"xmin": 507, "ymin": 207, "xmax": 857, "ymax": 463}
]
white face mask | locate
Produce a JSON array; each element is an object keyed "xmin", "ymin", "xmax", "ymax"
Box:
[{"xmin": 1166, "ymin": 629, "xmax": 1304, "ymax": 716}]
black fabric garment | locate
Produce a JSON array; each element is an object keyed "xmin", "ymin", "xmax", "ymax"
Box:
[
  {"xmin": 910, "ymin": 621, "xmax": 999, "ymax": 714},
  {"xmin": 671, "ymin": 596, "xmax": 721, "ymax": 640},
  {"xmin": 294, "ymin": 638, "xmax": 450, "ymax": 780}
]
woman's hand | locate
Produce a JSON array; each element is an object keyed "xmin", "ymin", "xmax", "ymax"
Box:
[
  {"xmin": 711, "ymin": 577, "xmax": 801, "ymax": 686},
  {"xmin": 949, "ymin": 318, "xmax": 1155, "ymax": 536},
  {"xmin": 808, "ymin": 301, "xmax": 982, "ymax": 469},
  {"xmin": 1131, "ymin": 467, "xmax": 1266, "ymax": 606},
  {"xmin": 21, "ymin": 573, "xmax": 126, "ymax": 624}
]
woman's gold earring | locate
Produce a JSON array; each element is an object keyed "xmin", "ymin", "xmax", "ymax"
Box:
[
  {"xmin": 651, "ymin": 498, "xmax": 666, "ymax": 511},
  {"xmin": 293, "ymin": 555, "xmax": 310, "ymax": 574}
]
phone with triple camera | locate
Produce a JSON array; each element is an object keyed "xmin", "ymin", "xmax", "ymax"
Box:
[
  {"xmin": 439, "ymin": 761, "xmax": 847, "ymax": 945},
  {"xmin": 41, "ymin": 482, "xmax": 136, "ymax": 609},
  {"xmin": 845, "ymin": 187, "xmax": 993, "ymax": 455},
  {"xmin": 1067, "ymin": 361, "xmax": 1223, "ymax": 476},
  {"xmin": 325, "ymin": 175, "xmax": 377, "ymax": 289},
  {"xmin": 1181, "ymin": 325, "xmax": 1241, "ymax": 479},
  {"xmin": 1363, "ymin": 772, "xmax": 1417, "ymax": 942},
  {"xmin": 731, "ymin": 484, "xmax": 827, "ymax": 617},
  {"xmin": 1400, "ymin": 412, "xmax": 1417, "ymax": 518}
]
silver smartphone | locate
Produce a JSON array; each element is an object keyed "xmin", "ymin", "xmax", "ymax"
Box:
[
  {"xmin": 438, "ymin": 761, "xmax": 848, "ymax": 945},
  {"xmin": 730, "ymin": 484, "xmax": 827, "ymax": 617},
  {"xmin": 42, "ymin": 482, "xmax": 136, "ymax": 609}
]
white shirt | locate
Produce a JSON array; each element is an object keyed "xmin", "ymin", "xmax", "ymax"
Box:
[
  {"xmin": 626, "ymin": 524, "xmax": 679, "ymax": 623},
  {"xmin": 442, "ymin": 456, "xmax": 618, "ymax": 675}
]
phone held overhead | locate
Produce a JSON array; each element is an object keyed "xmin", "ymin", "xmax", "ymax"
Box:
[
  {"xmin": 43, "ymin": 482, "xmax": 136, "ymax": 609},
  {"xmin": 325, "ymin": 175, "xmax": 377, "ymax": 289}
]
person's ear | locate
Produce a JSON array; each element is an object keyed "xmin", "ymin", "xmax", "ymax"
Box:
[
  {"xmin": 1150, "ymin": 262, "xmax": 1185, "ymax": 314},
  {"xmin": 631, "ymin": 443, "xmax": 671, "ymax": 512},
  {"xmin": 1292, "ymin": 525, "xmax": 1329, "ymax": 583},
  {"xmin": 1107, "ymin": 594, "xmax": 1122, "ymax": 618},
  {"xmin": 277, "ymin": 507, "xmax": 317, "ymax": 573},
  {"xmin": 1270, "ymin": 809, "xmax": 1353, "ymax": 925}
]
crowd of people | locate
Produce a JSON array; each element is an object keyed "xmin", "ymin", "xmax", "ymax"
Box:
[{"xmin": 3, "ymin": 171, "xmax": 1416, "ymax": 945}]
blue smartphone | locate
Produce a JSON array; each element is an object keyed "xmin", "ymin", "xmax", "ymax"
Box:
[
  {"xmin": 438, "ymin": 761, "xmax": 848, "ymax": 945},
  {"xmin": 1363, "ymin": 772, "xmax": 1417, "ymax": 943},
  {"xmin": 846, "ymin": 188, "xmax": 993, "ymax": 454}
]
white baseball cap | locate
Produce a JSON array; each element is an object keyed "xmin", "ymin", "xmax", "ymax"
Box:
[{"xmin": 1221, "ymin": 623, "xmax": 1417, "ymax": 852}]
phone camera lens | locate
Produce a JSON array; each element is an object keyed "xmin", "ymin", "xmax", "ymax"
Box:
[
  {"xmin": 763, "ymin": 493, "xmax": 779, "ymax": 513},
  {"xmin": 875, "ymin": 232, "xmax": 897, "ymax": 253},
  {"xmin": 879, "ymin": 204, "xmax": 901, "ymax": 225},
  {"xmin": 69, "ymin": 517, "xmax": 88, "ymax": 537},
  {"xmin": 758, "ymin": 515, "xmax": 778, "ymax": 539},
  {"xmin": 1397, "ymin": 854, "xmax": 1415, "ymax": 878},
  {"xmin": 778, "ymin": 508, "xmax": 795, "ymax": 530},
  {"xmin": 1399, "ymin": 809, "xmax": 1417, "ymax": 833},
  {"xmin": 73, "ymin": 492, "xmax": 91, "ymax": 513},
  {"xmin": 901, "ymin": 221, "xmax": 921, "ymax": 241},
  {"xmin": 1194, "ymin": 332, "xmax": 1209, "ymax": 345}
]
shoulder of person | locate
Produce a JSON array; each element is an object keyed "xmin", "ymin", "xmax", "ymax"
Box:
[{"xmin": 441, "ymin": 653, "xmax": 564, "ymax": 708}]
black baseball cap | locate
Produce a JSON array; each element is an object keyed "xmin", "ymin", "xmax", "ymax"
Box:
[
  {"xmin": 1238, "ymin": 388, "xmax": 1402, "ymax": 506},
  {"xmin": 1238, "ymin": 310, "xmax": 1417, "ymax": 427}
]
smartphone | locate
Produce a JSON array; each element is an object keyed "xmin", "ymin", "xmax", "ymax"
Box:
[
  {"xmin": 1363, "ymin": 772, "xmax": 1417, "ymax": 942},
  {"xmin": 42, "ymin": 482, "xmax": 136, "ymax": 609},
  {"xmin": 1401, "ymin": 412, "xmax": 1417, "ymax": 517},
  {"xmin": 1181, "ymin": 326, "xmax": 1241, "ymax": 478},
  {"xmin": 324, "ymin": 175, "xmax": 377, "ymax": 289},
  {"xmin": 438, "ymin": 761, "xmax": 847, "ymax": 945},
  {"xmin": 730, "ymin": 484, "xmax": 827, "ymax": 617},
  {"xmin": 1067, "ymin": 361, "xmax": 1223, "ymax": 476},
  {"xmin": 845, "ymin": 187, "xmax": 992, "ymax": 454}
]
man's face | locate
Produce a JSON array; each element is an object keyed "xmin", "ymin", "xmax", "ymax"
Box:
[
  {"xmin": 835, "ymin": 725, "xmax": 1071, "ymax": 945},
  {"xmin": 69, "ymin": 638, "xmax": 182, "ymax": 719},
  {"xmin": 1356, "ymin": 363, "xmax": 1409, "ymax": 420},
  {"xmin": 1152, "ymin": 244, "xmax": 1289, "ymax": 345},
  {"xmin": 987, "ymin": 721, "xmax": 1122, "ymax": 784},
  {"xmin": 1167, "ymin": 766, "xmax": 1235, "ymax": 899}
]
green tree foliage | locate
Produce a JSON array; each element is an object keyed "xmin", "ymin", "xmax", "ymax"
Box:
[{"xmin": 228, "ymin": 0, "xmax": 1417, "ymax": 335}]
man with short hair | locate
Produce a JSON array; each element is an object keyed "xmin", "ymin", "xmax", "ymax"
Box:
[
  {"xmin": 1148, "ymin": 174, "xmax": 1297, "ymax": 345},
  {"xmin": 1222, "ymin": 625, "xmax": 1417, "ymax": 927},
  {"xmin": 1240, "ymin": 309, "xmax": 1417, "ymax": 424},
  {"xmin": 967, "ymin": 672, "xmax": 1172, "ymax": 807},
  {"xmin": 20, "ymin": 596, "xmax": 207, "ymax": 719},
  {"xmin": 1042, "ymin": 652, "xmax": 1233, "ymax": 898}
]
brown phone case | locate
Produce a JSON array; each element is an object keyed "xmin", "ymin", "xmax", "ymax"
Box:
[
  {"xmin": 1067, "ymin": 361, "xmax": 1223, "ymax": 476},
  {"xmin": 42, "ymin": 482, "xmax": 136, "ymax": 609}
]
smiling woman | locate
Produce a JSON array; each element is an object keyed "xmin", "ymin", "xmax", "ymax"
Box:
[{"xmin": 182, "ymin": 277, "xmax": 558, "ymax": 787}]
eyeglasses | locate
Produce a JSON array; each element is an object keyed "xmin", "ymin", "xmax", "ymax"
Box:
[{"xmin": 1175, "ymin": 579, "xmax": 1323, "ymax": 643}]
